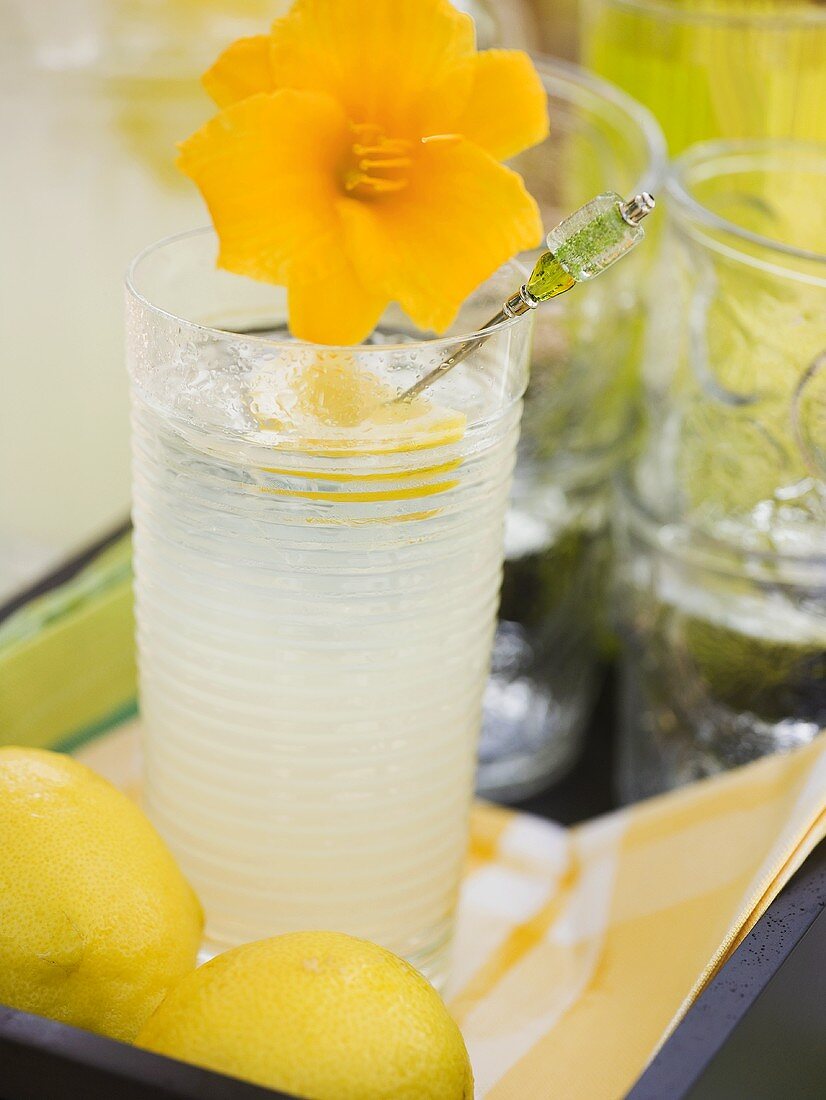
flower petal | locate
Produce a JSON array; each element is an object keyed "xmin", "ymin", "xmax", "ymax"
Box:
[
  {"xmin": 339, "ymin": 137, "xmax": 543, "ymax": 333},
  {"xmin": 178, "ymin": 90, "xmax": 349, "ymax": 286},
  {"xmin": 178, "ymin": 90, "xmax": 386, "ymax": 344},
  {"xmin": 288, "ymin": 268, "xmax": 385, "ymax": 346},
  {"xmin": 202, "ymin": 35, "xmax": 275, "ymax": 108},
  {"xmin": 269, "ymin": 0, "xmax": 475, "ymax": 137},
  {"xmin": 452, "ymin": 50, "xmax": 550, "ymax": 161}
]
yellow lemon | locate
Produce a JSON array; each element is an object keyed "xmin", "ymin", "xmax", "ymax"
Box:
[
  {"xmin": 0, "ymin": 747, "xmax": 203, "ymax": 1042},
  {"xmin": 138, "ymin": 931, "xmax": 473, "ymax": 1099}
]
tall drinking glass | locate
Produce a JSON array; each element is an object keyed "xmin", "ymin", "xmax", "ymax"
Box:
[
  {"xmin": 581, "ymin": 0, "xmax": 826, "ymax": 154},
  {"xmin": 617, "ymin": 140, "xmax": 826, "ymax": 799},
  {"xmin": 126, "ymin": 229, "xmax": 532, "ymax": 984},
  {"xmin": 476, "ymin": 59, "xmax": 665, "ymax": 800}
]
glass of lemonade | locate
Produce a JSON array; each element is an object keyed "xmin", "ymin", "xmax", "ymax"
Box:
[{"xmin": 126, "ymin": 228, "xmax": 533, "ymax": 984}]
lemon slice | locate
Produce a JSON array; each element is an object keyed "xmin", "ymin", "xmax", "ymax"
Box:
[
  {"xmin": 251, "ymin": 352, "xmax": 466, "ymax": 456},
  {"xmin": 249, "ymin": 353, "xmax": 466, "ymax": 507}
]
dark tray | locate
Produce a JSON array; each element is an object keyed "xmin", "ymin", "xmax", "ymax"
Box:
[{"xmin": 1, "ymin": 527, "xmax": 824, "ymax": 1099}]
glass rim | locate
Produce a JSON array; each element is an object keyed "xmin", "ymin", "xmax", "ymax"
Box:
[
  {"xmin": 666, "ymin": 139, "xmax": 826, "ymax": 285},
  {"xmin": 588, "ymin": 0, "xmax": 826, "ymax": 30},
  {"xmin": 534, "ymin": 54, "xmax": 667, "ymax": 199},
  {"xmin": 617, "ymin": 474, "xmax": 826, "ymax": 572},
  {"xmin": 126, "ymin": 226, "xmax": 531, "ymax": 354}
]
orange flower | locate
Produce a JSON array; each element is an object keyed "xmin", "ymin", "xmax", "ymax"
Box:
[{"xmin": 178, "ymin": 0, "xmax": 548, "ymax": 344}]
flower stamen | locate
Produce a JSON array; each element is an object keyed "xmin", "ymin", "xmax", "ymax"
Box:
[{"xmin": 344, "ymin": 123, "xmax": 414, "ymax": 199}]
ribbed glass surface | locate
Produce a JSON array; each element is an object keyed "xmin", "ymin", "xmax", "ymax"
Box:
[{"xmin": 132, "ymin": 390, "xmax": 519, "ymax": 977}]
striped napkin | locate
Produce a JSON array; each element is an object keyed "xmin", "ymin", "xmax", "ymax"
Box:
[{"xmin": 77, "ymin": 721, "xmax": 826, "ymax": 1100}]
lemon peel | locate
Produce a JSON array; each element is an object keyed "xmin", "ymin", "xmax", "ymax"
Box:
[
  {"xmin": 138, "ymin": 931, "xmax": 473, "ymax": 1100},
  {"xmin": 0, "ymin": 747, "xmax": 203, "ymax": 1042}
]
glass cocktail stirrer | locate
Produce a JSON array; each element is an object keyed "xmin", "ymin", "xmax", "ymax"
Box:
[{"xmin": 396, "ymin": 191, "xmax": 655, "ymax": 402}]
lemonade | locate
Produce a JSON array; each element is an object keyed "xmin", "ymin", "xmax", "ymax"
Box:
[{"xmin": 128, "ymin": 230, "xmax": 530, "ymax": 983}]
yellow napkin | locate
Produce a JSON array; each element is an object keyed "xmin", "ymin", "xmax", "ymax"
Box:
[
  {"xmin": 78, "ymin": 721, "xmax": 826, "ymax": 1099},
  {"xmin": 451, "ymin": 735, "xmax": 826, "ymax": 1098}
]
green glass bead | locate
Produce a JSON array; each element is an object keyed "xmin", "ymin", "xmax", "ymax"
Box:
[{"xmin": 526, "ymin": 252, "xmax": 577, "ymax": 302}]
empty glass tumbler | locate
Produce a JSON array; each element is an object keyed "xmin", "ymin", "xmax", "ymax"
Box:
[
  {"xmin": 127, "ymin": 229, "xmax": 532, "ymax": 985},
  {"xmin": 476, "ymin": 59, "xmax": 665, "ymax": 800},
  {"xmin": 617, "ymin": 140, "xmax": 826, "ymax": 799}
]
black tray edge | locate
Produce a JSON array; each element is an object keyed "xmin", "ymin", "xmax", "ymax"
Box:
[{"xmin": 0, "ymin": 1005, "xmax": 297, "ymax": 1100}]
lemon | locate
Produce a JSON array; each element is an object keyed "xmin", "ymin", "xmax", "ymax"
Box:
[
  {"xmin": 138, "ymin": 931, "xmax": 473, "ymax": 1100},
  {"xmin": 0, "ymin": 747, "xmax": 203, "ymax": 1042}
]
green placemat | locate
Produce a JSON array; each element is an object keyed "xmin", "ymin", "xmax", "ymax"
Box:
[{"xmin": 0, "ymin": 533, "xmax": 137, "ymax": 753}]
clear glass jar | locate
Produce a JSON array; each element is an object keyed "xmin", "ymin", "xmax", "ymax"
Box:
[
  {"xmin": 580, "ymin": 0, "xmax": 826, "ymax": 155},
  {"xmin": 617, "ymin": 140, "xmax": 826, "ymax": 800},
  {"xmin": 632, "ymin": 140, "xmax": 826, "ymax": 550},
  {"xmin": 476, "ymin": 59, "xmax": 666, "ymax": 800}
]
